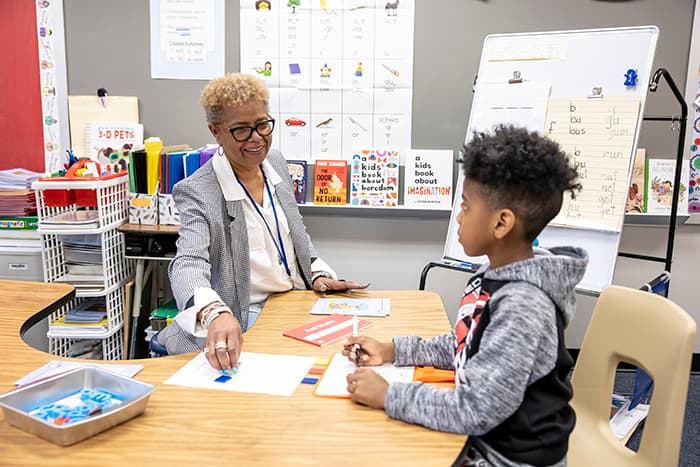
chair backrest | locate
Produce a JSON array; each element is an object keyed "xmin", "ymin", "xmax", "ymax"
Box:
[{"xmin": 569, "ymin": 285, "xmax": 696, "ymax": 467}]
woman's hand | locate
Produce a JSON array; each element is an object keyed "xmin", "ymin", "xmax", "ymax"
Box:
[
  {"xmin": 342, "ymin": 336, "xmax": 393, "ymax": 366},
  {"xmin": 346, "ymin": 368, "xmax": 389, "ymax": 409},
  {"xmin": 313, "ymin": 277, "xmax": 369, "ymax": 294},
  {"xmin": 204, "ymin": 312, "xmax": 243, "ymax": 371}
]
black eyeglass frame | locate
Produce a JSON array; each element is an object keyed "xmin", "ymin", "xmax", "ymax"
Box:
[{"xmin": 226, "ymin": 118, "xmax": 276, "ymax": 142}]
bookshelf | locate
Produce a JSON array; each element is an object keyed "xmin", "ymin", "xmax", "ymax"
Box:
[
  {"xmin": 685, "ymin": 214, "xmax": 700, "ymax": 225},
  {"xmin": 298, "ymin": 203, "xmax": 451, "ymax": 220},
  {"xmin": 624, "ymin": 213, "xmax": 690, "ymax": 226}
]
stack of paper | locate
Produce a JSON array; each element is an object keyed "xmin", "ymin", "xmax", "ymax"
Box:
[
  {"xmin": 0, "ymin": 190, "xmax": 37, "ymax": 216},
  {"xmin": 64, "ymin": 298, "xmax": 107, "ymax": 324},
  {"xmin": 62, "ymin": 236, "xmax": 104, "ymax": 277},
  {"xmin": 0, "ymin": 168, "xmax": 41, "ymax": 190},
  {"xmin": 39, "ymin": 210, "xmax": 100, "ymax": 230},
  {"xmin": 49, "ymin": 316, "xmax": 108, "ymax": 336},
  {"xmin": 0, "ymin": 229, "xmax": 41, "ymax": 249},
  {"xmin": 68, "ymin": 340, "xmax": 103, "ymax": 359}
]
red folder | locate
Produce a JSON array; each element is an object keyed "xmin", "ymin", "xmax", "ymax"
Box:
[{"xmin": 283, "ymin": 314, "xmax": 373, "ymax": 346}]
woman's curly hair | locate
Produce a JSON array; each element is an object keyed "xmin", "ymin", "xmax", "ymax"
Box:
[{"xmin": 201, "ymin": 73, "xmax": 269, "ymax": 124}]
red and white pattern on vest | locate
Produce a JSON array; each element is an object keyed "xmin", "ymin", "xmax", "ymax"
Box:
[{"xmin": 454, "ymin": 276, "xmax": 490, "ymax": 384}]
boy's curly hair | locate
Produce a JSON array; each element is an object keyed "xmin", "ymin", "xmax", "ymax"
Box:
[{"xmin": 461, "ymin": 124, "xmax": 581, "ymax": 241}]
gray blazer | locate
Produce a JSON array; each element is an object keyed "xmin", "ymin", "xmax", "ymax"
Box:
[{"xmin": 160, "ymin": 149, "xmax": 316, "ymax": 354}]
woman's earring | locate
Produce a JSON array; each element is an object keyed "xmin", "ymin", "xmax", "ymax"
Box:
[{"xmin": 217, "ymin": 145, "xmax": 224, "ymax": 157}]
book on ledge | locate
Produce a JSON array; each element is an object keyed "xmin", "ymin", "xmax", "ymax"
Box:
[
  {"xmin": 313, "ymin": 160, "xmax": 347, "ymax": 205},
  {"xmin": 287, "ymin": 159, "xmax": 307, "ymax": 204},
  {"xmin": 282, "ymin": 314, "xmax": 373, "ymax": 346},
  {"xmin": 349, "ymin": 149, "xmax": 399, "ymax": 207},
  {"xmin": 403, "ymin": 149, "xmax": 453, "ymax": 209}
]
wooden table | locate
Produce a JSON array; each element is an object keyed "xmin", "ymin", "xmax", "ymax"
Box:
[{"xmin": 0, "ymin": 283, "xmax": 464, "ymax": 466}]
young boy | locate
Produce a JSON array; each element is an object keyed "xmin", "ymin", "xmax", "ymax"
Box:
[{"xmin": 343, "ymin": 125, "xmax": 588, "ymax": 467}]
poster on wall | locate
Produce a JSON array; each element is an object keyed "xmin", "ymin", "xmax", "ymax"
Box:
[
  {"xmin": 36, "ymin": 0, "xmax": 70, "ymax": 172},
  {"xmin": 240, "ymin": 0, "xmax": 415, "ymax": 163},
  {"xmin": 685, "ymin": 1, "xmax": 700, "ymax": 213},
  {"xmin": 149, "ymin": 0, "xmax": 225, "ymax": 80}
]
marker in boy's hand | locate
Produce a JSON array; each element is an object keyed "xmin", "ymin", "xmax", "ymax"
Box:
[
  {"xmin": 351, "ymin": 315, "xmax": 361, "ymax": 365},
  {"xmin": 341, "ymin": 335, "xmax": 393, "ymax": 366},
  {"xmin": 343, "ymin": 335, "xmax": 395, "ymax": 408}
]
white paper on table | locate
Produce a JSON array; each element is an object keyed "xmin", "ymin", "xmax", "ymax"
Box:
[
  {"xmin": 164, "ymin": 351, "xmax": 315, "ymax": 397},
  {"xmin": 609, "ymin": 399, "xmax": 650, "ymax": 440},
  {"xmin": 309, "ymin": 298, "xmax": 390, "ymax": 317},
  {"xmin": 314, "ymin": 352, "xmax": 414, "ymax": 398}
]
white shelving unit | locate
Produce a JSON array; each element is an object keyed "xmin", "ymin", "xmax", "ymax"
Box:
[{"xmin": 33, "ymin": 174, "xmax": 133, "ymax": 360}]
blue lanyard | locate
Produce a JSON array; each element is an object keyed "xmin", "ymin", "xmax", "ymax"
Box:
[{"xmin": 235, "ymin": 167, "xmax": 291, "ymax": 276}]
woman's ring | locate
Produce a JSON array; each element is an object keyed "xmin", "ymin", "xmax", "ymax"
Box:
[
  {"xmin": 215, "ymin": 341, "xmax": 228, "ymax": 350},
  {"xmin": 203, "ymin": 347, "xmax": 210, "ymax": 353}
]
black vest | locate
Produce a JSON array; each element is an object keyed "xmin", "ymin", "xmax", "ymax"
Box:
[{"xmin": 456, "ymin": 276, "xmax": 575, "ymax": 466}]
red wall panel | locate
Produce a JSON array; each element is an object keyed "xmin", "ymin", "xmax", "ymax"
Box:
[{"xmin": 0, "ymin": 0, "xmax": 44, "ymax": 172}]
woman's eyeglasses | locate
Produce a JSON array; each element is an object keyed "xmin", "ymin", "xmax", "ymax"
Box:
[{"xmin": 227, "ymin": 118, "xmax": 275, "ymax": 142}]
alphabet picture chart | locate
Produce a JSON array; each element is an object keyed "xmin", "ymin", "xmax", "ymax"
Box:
[
  {"xmin": 240, "ymin": 0, "xmax": 415, "ymax": 163},
  {"xmin": 544, "ymin": 96, "xmax": 641, "ymax": 232}
]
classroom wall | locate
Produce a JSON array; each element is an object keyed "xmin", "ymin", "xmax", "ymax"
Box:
[{"xmin": 59, "ymin": 0, "xmax": 700, "ymax": 350}]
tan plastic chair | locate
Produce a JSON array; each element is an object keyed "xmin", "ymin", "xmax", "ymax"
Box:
[{"xmin": 569, "ymin": 285, "xmax": 696, "ymax": 467}]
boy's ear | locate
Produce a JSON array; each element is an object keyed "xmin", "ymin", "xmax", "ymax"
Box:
[{"xmin": 493, "ymin": 208, "xmax": 516, "ymax": 240}]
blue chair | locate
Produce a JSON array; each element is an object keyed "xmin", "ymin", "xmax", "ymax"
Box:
[{"xmin": 149, "ymin": 330, "xmax": 168, "ymax": 357}]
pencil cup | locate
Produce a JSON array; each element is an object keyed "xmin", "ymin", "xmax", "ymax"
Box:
[
  {"xmin": 129, "ymin": 193, "xmax": 159, "ymax": 225},
  {"xmin": 157, "ymin": 193, "xmax": 180, "ymax": 225}
]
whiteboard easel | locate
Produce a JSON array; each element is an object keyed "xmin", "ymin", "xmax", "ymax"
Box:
[{"xmin": 442, "ymin": 26, "xmax": 659, "ymax": 294}]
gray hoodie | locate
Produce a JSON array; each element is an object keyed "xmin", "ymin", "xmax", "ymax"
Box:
[{"xmin": 385, "ymin": 246, "xmax": 588, "ymax": 467}]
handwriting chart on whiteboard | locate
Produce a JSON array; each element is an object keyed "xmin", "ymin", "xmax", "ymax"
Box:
[{"xmin": 544, "ymin": 97, "xmax": 640, "ymax": 232}]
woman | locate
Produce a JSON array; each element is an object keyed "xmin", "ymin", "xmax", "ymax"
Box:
[{"xmin": 160, "ymin": 73, "xmax": 366, "ymax": 370}]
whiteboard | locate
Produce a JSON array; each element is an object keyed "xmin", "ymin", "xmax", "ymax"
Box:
[{"xmin": 443, "ymin": 26, "xmax": 659, "ymax": 294}]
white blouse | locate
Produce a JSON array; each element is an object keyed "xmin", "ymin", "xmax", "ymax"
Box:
[{"xmin": 173, "ymin": 153, "xmax": 335, "ymax": 337}]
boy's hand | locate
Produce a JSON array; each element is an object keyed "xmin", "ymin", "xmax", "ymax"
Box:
[
  {"xmin": 342, "ymin": 336, "xmax": 393, "ymax": 365},
  {"xmin": 346, "ymin": 368, "xmax": 389, "ymax": 409}
]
